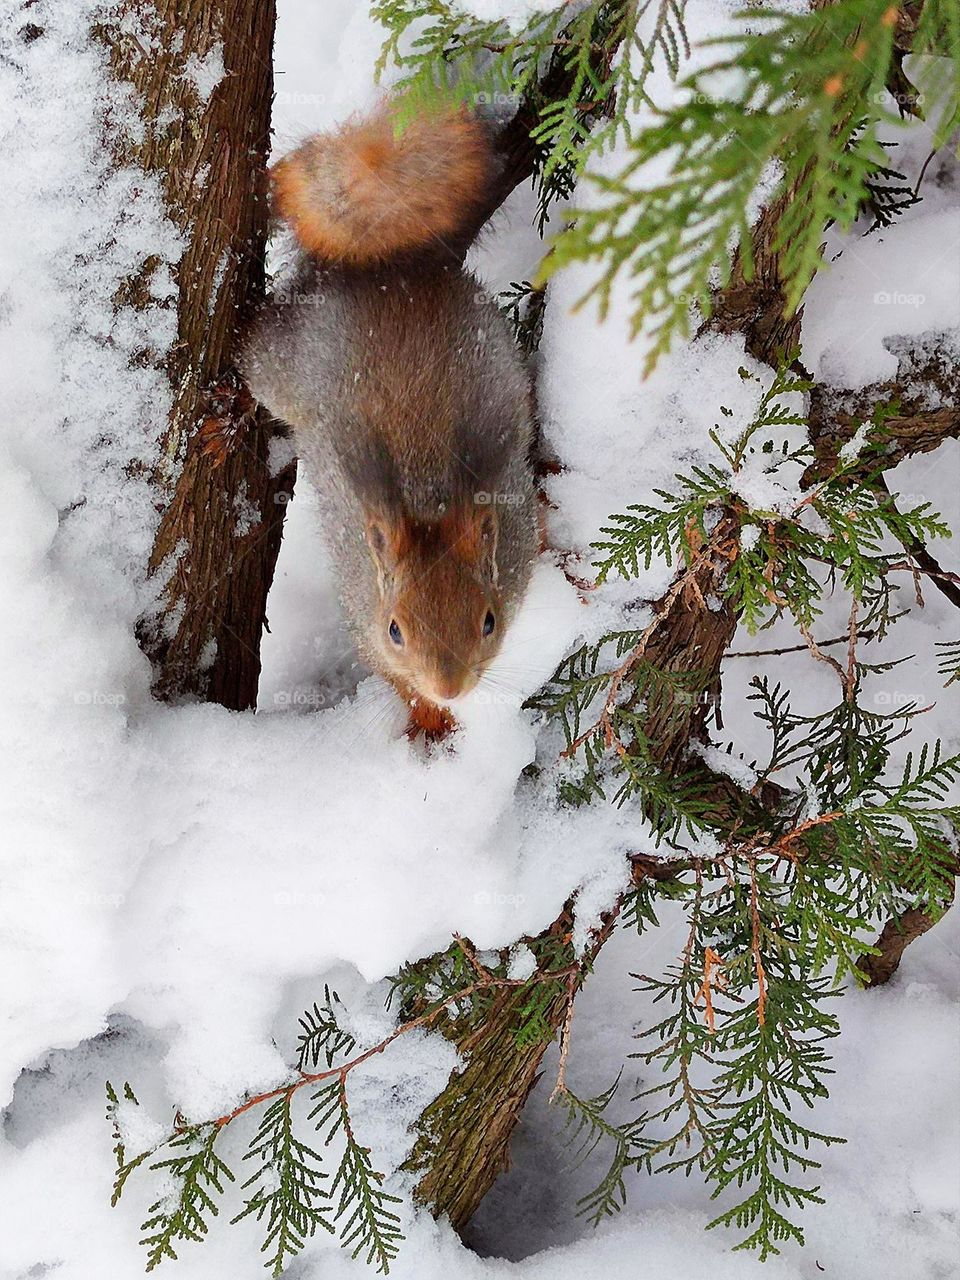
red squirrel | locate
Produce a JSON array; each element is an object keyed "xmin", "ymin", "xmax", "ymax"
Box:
[{"xmin": 242, "ymin": 105, "xmax": 539, "ymax": 734}]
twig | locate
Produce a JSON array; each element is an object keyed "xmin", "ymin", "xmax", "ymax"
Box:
[
  {"xmin": 206, "ymin": 964, "xmax": 583, "ymax": 1133},
  {"xmin": 725, "ymin": 627, "xmax": 877, "ymax": 660},
  {"xmin": 913, "ymin": 147, "xmax": 937, "ymax": 197},
  {"xmin": 692, "ymin": 946, "xmax": 724, "ymax": 1034},
  {"xmin": 562, "ymin": 514, "xmax": 738, "ymax": 759},
  {"xmin": 798, "ymin": 618, "xmax": 848, "ymax": 687},
  {"xmin": 748, "ymin": 856, "xmax": 767, "ymax": 1027},
  {"xmin": 857, "ymin": 884, "xmax": 955, "ymax": 986},
  {"xmin": 845, "ymin": 597, "xmax": 858, "ymax": 703},
  {"xmin": 887, "ymin": 558, "xmax": 960, "ymax": 603},
  {"xmin": 875, "ymin": 475, "xmax": 960, "ymax": 611},
  {"xmin": 549, "ymin": 970, "xmax": 580, "ymax": 1103}
]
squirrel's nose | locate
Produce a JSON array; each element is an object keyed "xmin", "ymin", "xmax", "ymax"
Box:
[
  {"xmin": 432, "ymin": 676, "xmax": 465, "ymax": 703},
  {"xmin": 428, "ymin": 660, "xmax": 478, "ymax": 705}
]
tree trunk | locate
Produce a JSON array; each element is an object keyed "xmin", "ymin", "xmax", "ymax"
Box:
[{"xmin": 102, "ymin": 0, "xmax": 294, "ymax": 710}]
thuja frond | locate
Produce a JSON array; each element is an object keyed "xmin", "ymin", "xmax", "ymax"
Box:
[
  {"xmin": 556, "ymin": 1076, "xmax": 643, "ymax": 1224},
  {"xmin": 513, "ymin": 974, "xmax": 565, "ymax": 1048},
  {"xmin": 139, "ymin": 1126, "xmax": 234, "ymax": 1270},
  {"xmin": 936, "ymin": 639, "xmax": 960, "ymax": 686},
  {"xmin": 861, "ymin": 154, "xmax": 921, "ymax": 232},
  {"xmin": 631, "ymin": 862, "xmax": 847, "ymax": 1259},
  {"xmin": 232, "ymin": 1091, "xmax": 334, "ymax": 1276},
  {"xmin": 106, "ymin": 1081, "xmax": 155, "ymax": 1206},
  {"xmin": 311, "ymin": 1080, "xmax": 404, "ymax": 1273},
  {"xmin": 590, "ymin": 367, "xmax": 950, "ymax": 638},
  {"xmin": 621, "ymin": 874, "xmax": 692, "ymax": 932},
  {"xmin": 376, "ymin": 1, "xmax": 958, "ymax": 370},
  {"xmin": 387, "ymin": 937, "xmax": 496, "ymax": 1027},
  {"xmin": 112, "ymin": 987, "xmax": 413, "ymax": 1275},
  {"xmin": 529, "ymin": 625, "xmax": 719, "ymax": 836},
  {"xmin": 703, "ymin": 980, "xmax": 844, "ymax": 1260},
  {"xmin": 593, "ymin": 364, "xmax": 809, "ymax": 587},
  {"xmin": 298, "ymin": 987, "xmax": 357, "ymax": 1070},
  {"xmin": 546, "ymin": 0, "xmax": 904, "ymax": 369},
  {"xmin": 496, "ymin": 280, "xmax": 546, "ymax": 356}
]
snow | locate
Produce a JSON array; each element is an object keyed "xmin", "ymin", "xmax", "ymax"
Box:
[
  {"xmin": 0, "ymin": 2, "xmax": 957, "ymax": 1279},
  {"xmin": 802, "ymin": 207, "xmax": 960, "ymax": 390},
  {"xmin": 690, "ymin": 740, "xmax": 759, "ymax": 792},
  {"xmin": 453, "ymin": 0, "xmax": 573, "ymax": 27}
]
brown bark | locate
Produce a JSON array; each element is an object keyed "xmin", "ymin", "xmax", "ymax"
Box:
[
  {"xmin": 102, "ymin": 0, "xmax": 294, "ymax": 710},
  {"xmin": 406, "ymin": 919, "xmax": 576, "ymax": 1229},
  {"xmin": 804, "ymin": 335, "xmax": 960, "ymax": 484},
  {"xmin": 857, "ymin": 882, "xmax": 955, "ymax": 986},
  {"xmin": 705, "ymin": 189, "xmax": 807, "ymax": 367}
]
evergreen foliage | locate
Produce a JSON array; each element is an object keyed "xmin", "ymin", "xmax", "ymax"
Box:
[
  {"xmin": 375, "ymin": 0, "xmax": 960, "ymax": 370},
  {"xmin": 232, "ymin": 1092, "xmax": 334, "ymax": 1274}
]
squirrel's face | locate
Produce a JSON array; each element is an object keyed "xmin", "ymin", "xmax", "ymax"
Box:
[{"xmin": 364, "ymin": 506, "xmax": 504, "ymax": 707}]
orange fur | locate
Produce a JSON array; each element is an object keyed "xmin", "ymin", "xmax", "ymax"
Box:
[
  {"xmin": 271, "ymin": 107, "xmax": 493, "ymax": 267},
  {"xmin": 402, "ymin": 689, "xmax": 457, "ymax": 741}
]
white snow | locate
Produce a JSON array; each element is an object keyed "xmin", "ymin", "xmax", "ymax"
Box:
[{"xmin": 0, "ymin": 2, "xmax": 957, "ymax": 1280}]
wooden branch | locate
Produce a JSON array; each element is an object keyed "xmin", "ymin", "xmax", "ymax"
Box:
[
  {"xmin": 803, "ymin": 334, "xmax": 960, "ymax": 486},
  {"xmin": 857, "ymin": 889, "xmax": 955, "ymax": 987}
]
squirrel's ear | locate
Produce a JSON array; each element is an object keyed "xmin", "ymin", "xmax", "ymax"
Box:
[{"xmin": 365, "ymin": 515, "xmax": 402, "ymax": 594}]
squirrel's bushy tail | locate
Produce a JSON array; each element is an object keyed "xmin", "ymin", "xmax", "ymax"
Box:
[{"xmin": 272, "ymin": 105, "xmax": 495, "ymax": 268}]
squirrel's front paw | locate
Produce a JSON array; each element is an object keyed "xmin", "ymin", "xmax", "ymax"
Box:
[
  {"xmin": 403, "ymin": 694, "xmax": 456, "ymax": 742},
  {"xmin": 198, "ymin": 369, "xmax": 257, "ymax": 466}
]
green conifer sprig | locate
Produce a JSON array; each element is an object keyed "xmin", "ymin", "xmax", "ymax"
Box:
[
  {"xmin": 374, "ymin": 1, "xmax": 689, "ymax": 229},
  {"xmin": 547, "ymin": 0, "xmax": 903, "ymax": 366},
  {"xmin": 232, "ymin": 1091, "xmax": 334, "ymax": 1276},
  {"xmin": 139, "ymin": 1127, "xmax": 234, "ymax": 1270},
  {"xmin": 556, "ymin": 1075, "xmax": 644, "ymax": 1224},
  {"xmin": 297, "ymin": 987, "xmax": 358, "ymax": 1070},
  {"xmin": 936, "ymin": 638, "xmax": 960, "ymax": 686},
  {"xmin": 311, "ymin": 1080, "xmax": 404, "ymax": 1272},
  {"xmin": 109, "ymin": 947, "xmax": 599, "ymax": 1274},
  {"xmin": 593, "ymin": 368, "xmax": 950, "ymax": 636},
  {"xmin": 375, "ymin": 0, "xmax": 959, "ymax": 371}
]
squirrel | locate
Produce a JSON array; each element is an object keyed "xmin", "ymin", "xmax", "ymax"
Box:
[{"xmin": 241, "ymin": 105, "xmax": 539, "ymax": 735}]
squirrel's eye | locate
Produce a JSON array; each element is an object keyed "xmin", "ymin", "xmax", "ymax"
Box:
[
  {"xmin": 389, "ymin": 619, "xmax": 403, "ymax": 646},
  {"xmin": 483, "ymin": 611, "xmax": 496, "ymax": 638}
]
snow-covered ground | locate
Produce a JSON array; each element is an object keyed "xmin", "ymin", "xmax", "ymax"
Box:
[{"xmin": 0, "ymin": 2, "xmax": 957, "ymax": 1278}]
